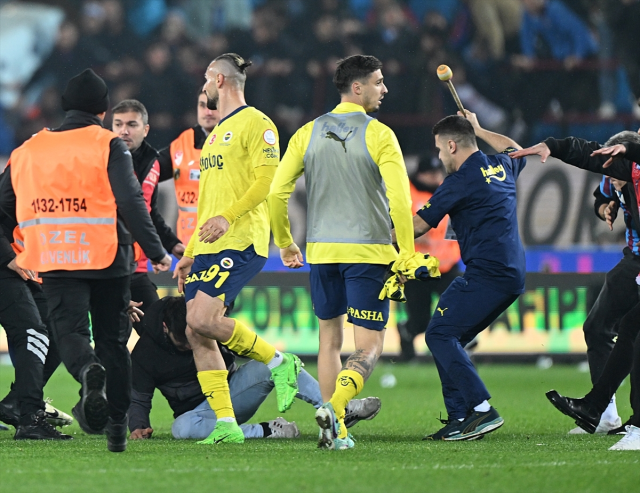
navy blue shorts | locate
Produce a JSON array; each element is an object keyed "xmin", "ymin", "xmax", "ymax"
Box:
[
  {"xmin": 309, "ymin": 263, "xmax": 389, "ymax": 331},
  {"xmin": 184, "ymin": 247, "xmax": 266, "ymax": 305}
]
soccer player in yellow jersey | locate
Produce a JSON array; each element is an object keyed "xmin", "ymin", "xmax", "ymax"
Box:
[
  {"xmin": 268, "ymin": 55, "xmax": 429, "ymax": 450},
  {"xmin": 173, "ymin": 53, "xmax": 302, "ymax": 445}
]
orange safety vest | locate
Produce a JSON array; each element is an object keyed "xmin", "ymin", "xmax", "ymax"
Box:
[
  {"xmin": 170, "ymin": 128, "xmax": 201, "ymax": 244},
  {"xmin": 410, "ymin": 182, "xmax": 461, "ymax": 273},
  {"xmin": 11, "ymin": 225, "xmax": 42, "ymax": 283},
  {"xmin": 10, "ymin": 126, "xmax": 118, "ymax": 272}
]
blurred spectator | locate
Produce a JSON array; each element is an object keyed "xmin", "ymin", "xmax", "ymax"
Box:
[
  {"xmin": 607, "ymin": 0, "xmax": 640, "ymax": 117},
  {"xmin": 361, "ymin": 0, "xmax": 420, "ymax": 28},
  {"xmin": 511, "ymin": 0, "xmax": 600, "ymax": 124},
  {"xmin": 139, "ymin": 41, "xmax": 194, "ymax": 147},
  {"xmin": 237, "ymin": 6, "xmax": 302, "ymax": 117},
  {"xmin": 366, "ymin": 1, "xmax": 417, "ymax": 112},
  {"xmin": 409, "ymin": 0, "xmax": 460, "ymax": 23},
  {"xmin": 466, "ymin": 0, "xmax": 521, "ymax": 61},
  {"xmin": 179, "ymin": 0, "xmax": 253, "ymax": 39},
  {"xmin": 27, "ymin": 21, "xmax": 93, "ymax": 95},
  {"xmin": 305, "ymin": 15, "xmax": 347, "ymax": 113},
  {"xmin": 126, "ymin": 0, "xmax": 167, "ymax": 37}
]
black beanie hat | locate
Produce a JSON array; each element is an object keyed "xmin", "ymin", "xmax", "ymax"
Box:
[
  {"xmin": 416, "ymin": 154, "xmax": 444, "ymax": 173},
  {"xmin": 61, "ymin": 69, "xmax": 110, "ymax": 114}
]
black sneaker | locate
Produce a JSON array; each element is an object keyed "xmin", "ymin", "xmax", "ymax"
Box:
[
  {"xmin": 0, "ymin": 390, "xmax": 19, "ymax": 428},
  {"xmin": 72, "ymin": 402, "xmax": 104, "ymax": 435},
  {"xmin": 78, "ymin": 362, "xmax": 109, "ymax": 433},
  {"xmin": 14, "ymin": 410, "xmax": 73, "ymax": 440},
  {"xmin": 423, "ymin": 416, "xmax": 466, "ymax": 441},
  {"xmin": 442, "ymin": 407, "xmax": 504, "ymax": 441},
  {"xmin": 105, "ymin": 416, "xmax": 128, "ymax": 453},
  {"xmin": 545, "ymin": 390, "xmax": 599, "ymax": 434}
]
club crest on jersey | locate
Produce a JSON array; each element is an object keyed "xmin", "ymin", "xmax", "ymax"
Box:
[
  {"xmin": 208, "ymin": 134, "xmax": 217, "ymax": 145},
  {"xmin": 174, "ymin": 150, "xmax": 183, "ymax": 166},
  {"xmin": 263, "ymin": 129, "xmax": 276, "ymax": 145},
  {"xmin": 223, "ymin": 131, "xmax": 233, "ymax": 143},
  {"xmin": 481, "ymin": 164, "xmax": 506, "ymax": 184},
  {"xmin": 221, "ymin": 258, "xmax": 233, "ymax": 269}
]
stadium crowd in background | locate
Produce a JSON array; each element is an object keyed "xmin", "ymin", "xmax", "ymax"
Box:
[{"xmin": 1, "ymin": 0, "xmax": 640, "ymax": 156}]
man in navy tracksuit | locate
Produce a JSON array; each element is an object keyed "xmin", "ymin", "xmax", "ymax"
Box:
[{"xmin": 412, "ymin": 112, "xmax": 526, "ymax": 441}]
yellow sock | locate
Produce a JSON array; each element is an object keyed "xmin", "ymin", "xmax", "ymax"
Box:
[
  {"xmin": 197, "ymin": 370, "xmax": 235, "ymax": 420},
  {"xmin": 330, "ymin": 370, "xmax": 364, "ymax": 438},
  {"xmin": 223, "ymin": 319, "xmax": 276, "ymax": 364}
]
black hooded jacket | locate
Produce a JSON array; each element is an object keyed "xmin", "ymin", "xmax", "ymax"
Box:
[
  {"xmin": 128, "ymin": 297, "xmax": 237, "ymax": 432},
  {"xmin": 131, "ymin": 140, "xmax": 180, "ymax": 253}
]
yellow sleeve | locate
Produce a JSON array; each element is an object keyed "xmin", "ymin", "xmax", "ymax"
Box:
[
  {"xmin": 184, "ymin": 228, "xmax": 196, "ymax": 258},
  {"xmin": 220, "ymin": 112, "xmax": 281, "ymax": 225},
  {"xmin": 220, "ymin": 165, "xmax": 276, "ymax": 224},
  {"xmin": 247, "ymin": 113, "xmax": 280, "ymax": 168},
  {"xmin": 267, "ymin": 123, "xmax": 312, "ymax": 248},
  {"xmin": 366, "ymin": 121, "xmax": 415, "ymax": 257}
]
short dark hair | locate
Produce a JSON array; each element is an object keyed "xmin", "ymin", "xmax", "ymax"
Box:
[
  {"xmin": 163, "ymin": 296, "xmax": 188, "ymax": 347},
  {"xmin": 432, "ymin": 115, "xmax": 477, "ymax": 148},
  {"xmin": 333, "ymin": 55, "xmax": 383, "ymax": 95},
  {"xmin": 112, "ymin": 99, "xmax": 149, "ymax": 125}
]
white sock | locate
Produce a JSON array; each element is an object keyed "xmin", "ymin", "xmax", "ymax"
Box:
[
  {"xmin": 474, "ymin": 400, "xmax": 491, "ymax": 412},
  {"xmin": 601, "ymin": 396, "xmax": 619, "ymax": 423},
  {"xmin": 266, "ymin": 350, "xmax": 283, "ymax": 370},
  {"xmin": 218, "ymin": 416, "xmax": 236, "ymax": 423}
]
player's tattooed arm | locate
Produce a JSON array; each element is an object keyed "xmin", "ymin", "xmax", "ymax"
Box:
[{"xmin": 344, "ymin": 349, "xmax": 379, "ymax": 380}]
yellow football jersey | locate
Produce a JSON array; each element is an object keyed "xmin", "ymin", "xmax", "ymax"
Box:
[{"xmin": 189, "ymin": 106, "xmax": 279, "ymax": 258}]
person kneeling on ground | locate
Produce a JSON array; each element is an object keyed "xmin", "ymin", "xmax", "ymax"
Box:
[{"xmin": 128, "ymin": 296, "xmax": 381, "ymax": 440}]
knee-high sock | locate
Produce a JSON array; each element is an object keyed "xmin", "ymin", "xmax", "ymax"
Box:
[
  {"xmin": 330, "ymin": 370, "xmax": 364, "ymax": 438},
  {"xmin": 223, "ymin": 319, "xmax": 276, "ymax": 364},
  {"xmin": 197, "ymin": 370, "xmax": 234, "ymax": 420}
]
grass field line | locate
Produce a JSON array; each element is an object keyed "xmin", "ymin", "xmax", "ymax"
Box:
[
  {"xmin": 425, "ymin": 458, "xmax": 640, "ymax": 470},
  {"xmin": 6, "ymin": 458, "xmax": 639, "ymax": 476}
]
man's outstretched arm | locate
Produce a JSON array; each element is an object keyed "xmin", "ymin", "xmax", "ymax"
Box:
[{"xmin": 462, "ymin": 110, "xmax": 522, "ymax": 152}]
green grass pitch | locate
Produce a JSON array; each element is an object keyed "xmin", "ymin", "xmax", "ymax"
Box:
[{"xmin": 0, "ymin": 361, "xmax": 637, "ymax": 493}]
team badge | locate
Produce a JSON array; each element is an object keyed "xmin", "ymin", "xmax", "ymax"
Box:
[
  {"xmin": 208, "ymin": 134, "xmax": 217, "ymax": 145},
  {"xmin": 263, "ymin": 129, "xmax": 276, "ymax": 145},
  {"xmin": 174, "ymin": 150, "xmax": 183, "ymax": 166},
  {"xmin": 221, "ymin": 258, "xmax": 234, "ymax": 269},
  {"xmin": 223, "ymin": 131, "xmax": 233, "ymax": 143}
]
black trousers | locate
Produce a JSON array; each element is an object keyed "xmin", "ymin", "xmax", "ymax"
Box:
[
  {"xmin": 583, "ymin": 248, "xmax": 640, "ymax": 384},
  {"xmin": 130, "ymin": 272, "xmax": 159, "ymax": 336},
  {"xmin": 0, "ymin": 276, "xmax": 49, "ymax": 419},
  {"xmin": 42, "ymin": 275, "xmax": 132, "ymax": 422},
  {"xmin": 585, "ymin": 301, "xmax": 640, "ymax": 426}
]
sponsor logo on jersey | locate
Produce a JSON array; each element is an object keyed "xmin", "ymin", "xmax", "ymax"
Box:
[
  {"xmin": 263, "ymin": 146, "xmax": 279, "ymax": 159},
  {"xmin": 263, "ymin": 129, "xmax": 276, "ymax": 145},
  {"xmin": 480, "ymin": 164, "xmax": 506, "ymax": 184},
  {"xmin": 208, "ymin": 134, "xmax": 217, "ymax": 145}
]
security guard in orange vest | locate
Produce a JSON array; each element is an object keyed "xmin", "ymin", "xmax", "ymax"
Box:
[
  {"xmin": 0, "ymin": 69, "xmax": 172, "ymax": 452},
  {"xmin": 398, "ymin": 155, "xmax": 461, "ymax": 361},
  {"xmin": 157, "ymin": 91, "xmax": 220, "ymax": 244}
]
